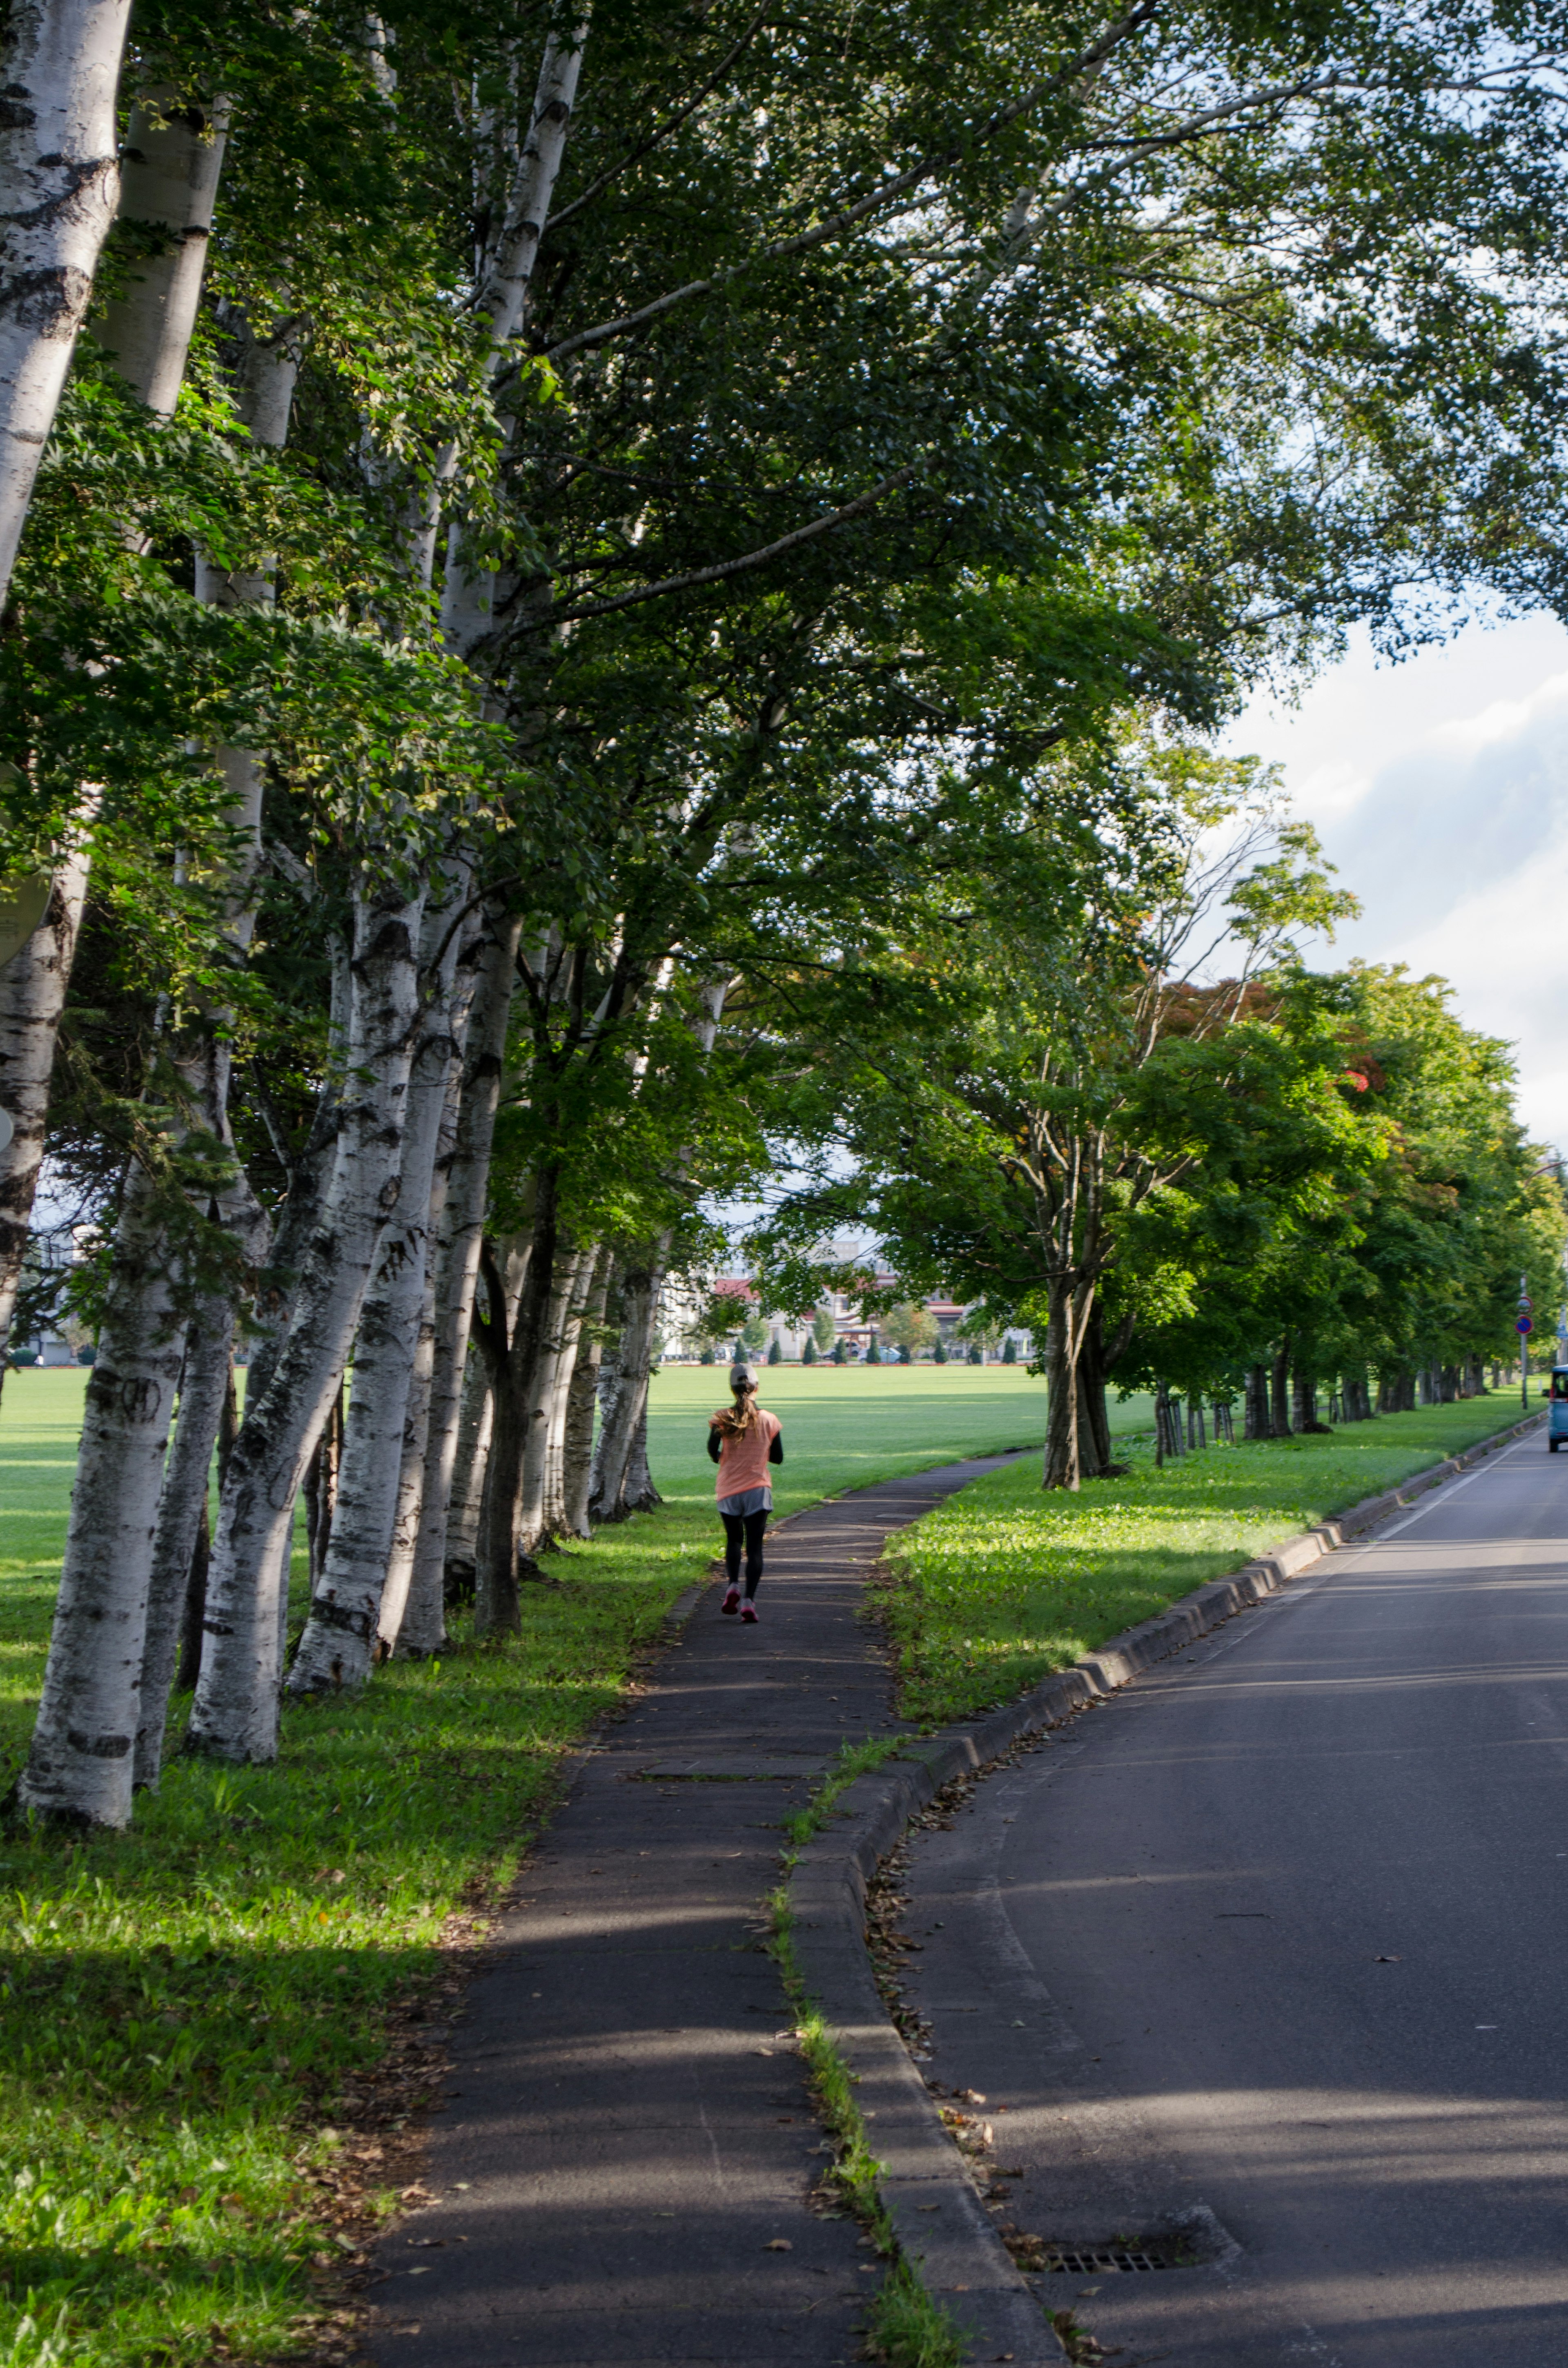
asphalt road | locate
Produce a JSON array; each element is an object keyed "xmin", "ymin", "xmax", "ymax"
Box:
[{"xmin": 899, "ymin": 1425, "xmax": 1568, "ymax": 2367}]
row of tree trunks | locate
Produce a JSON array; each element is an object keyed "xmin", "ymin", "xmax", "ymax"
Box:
[
  {"xmin": 286, "ymin": 892, "xmax": 472, "ymax": 1696},
  {"xmin": 184, "ymin": 883, "xmax": 425, "ymax": 1765},
  {"xmin": 562, "ymin": 1244, "xmax": 613, "ymax": 1536},
  {"xmin": 0, "ymin": 85, "xmax": 234, "ymax": 1377},
  {"xmin": 12, "ymin": 91, "xmax": 258, "ymax": 1824},
  {"xmin": 589, "ymin": 1241, "xmax": 668, "ymax": 1521},
  {"xmin": 133, "ymin": 1295, "xmax": 236, "ymax": 1789},
  {"xmin": 11, "ymin": 20, "xmax": 594, "ymax": 1815},
  {"xmin": 372, "ymin": 950, "xmax": 490, "ymax": 1659},
  {"xmin": 403, "ymin": 910, "xmax": 521, "ymax": 1643}
]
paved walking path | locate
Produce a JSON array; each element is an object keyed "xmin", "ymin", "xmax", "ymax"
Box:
[{"xmin": 365, "ymin": 1456, "xmax": 1016, "ymax": 2368}]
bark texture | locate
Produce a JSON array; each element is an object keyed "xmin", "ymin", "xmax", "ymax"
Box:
[
  {"xmin": 515, "ymin": 1236, "xmax": 591, "ymax": 1552},
  {"xmin": 0, "ymin": 838, "xmax": 93, "ymax": 1370},
  {"xmin": 1270, "ymin": 1342, "xmax": 1292, "ymax": 1438},
  {"xmin": 302, "ymin": 1381, "xmax": 343, "ymax": 1588},
  {"xmin": 243, "ymin": 936, "xmax": 350, "ymax": 1414},
  {"xmin": 561, "ymin": 1244, "xmax": 612, "ymax": 1536},
  {"xmin": 375, "ymin": 959, "xmax": 483, "ymax": 1656},
  {"xmin": 1041, "ymin": 1278, "xmax": 1092, "ymax": 1493},
  {"xmin": 176, "ymin": 1356, "xmax": 235, "ymax": 1691},
  {"xmin": 134, "ymin": 1296, "xmax": 233, "ymax": 1788},
  {"xmin": 441, "ymin": 1349, "xmax": 492, "ymax": 1601},
  {"xmin": 96, "ymin": 89, "xmax": 228, "ymax": 415},
  {"xmin": 287, "ymin": 900, "xmax": 464, "ymax": 1697},
  {"xmin": 435, "ymin": 23, "xmax": 588, "ymax": 649},
  {"xmin": 588, "ymin": 1240, "xmax": 666, "ymax": 1521},
  {"xmin": 622, "ymin": 1389, "xmax": 659, "ymax": 1514},
  {"xmin": 187, "ymin": 885, "xmax": 423, "ymax": 1761},
  {"xmin": 0, "ymin": 0, "xmax": 131, "ymax": 598},
  {"xmin": 1244, "ymin": 1362, "xmax": 1270, "ymax": 1439},
  {"xmin": 17, "ymin": 1170, "xmax": 184, "ymax": 1824},
  {"xmin": 406, "ymin": 909, "xmax": 519, "ymax": 1626},
  {"xmin": 476, "ymin": 1174, "xmax": 559, "ymax": 1631}
]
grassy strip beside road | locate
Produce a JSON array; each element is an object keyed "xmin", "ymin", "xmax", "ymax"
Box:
[
  {"xmin": 882, "ymin": 1397, "xmax": 1536, "ymax": 1728},
  {"xmin": 0, "ymin": 1362, "xmax": 1076, "ymax": 2368}
]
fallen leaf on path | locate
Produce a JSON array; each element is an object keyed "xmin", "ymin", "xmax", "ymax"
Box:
[{"xmin": 764, "ymin": 2238, "xmax": 793, "ymax": 2251}]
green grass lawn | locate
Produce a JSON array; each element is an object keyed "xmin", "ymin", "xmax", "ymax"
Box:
[
  {"xmin": 882, "ymin": 1395, "xmax": 1537, "ymax": 1726},
  {"xmin": 0, "ymin": 1358, "xmax": 1087, "ymax": 2368}
]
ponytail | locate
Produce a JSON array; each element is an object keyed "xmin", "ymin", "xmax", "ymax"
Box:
[{"xmin": 713, "ymin": 1365, "xmax": 760, "ymax": 1440}]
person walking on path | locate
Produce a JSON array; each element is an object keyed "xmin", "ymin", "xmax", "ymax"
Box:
[{"xmin": 708, "ymin": 1362, "xmax": 782, "ymax": 1621}]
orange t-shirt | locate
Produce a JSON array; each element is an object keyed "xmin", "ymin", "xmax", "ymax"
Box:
[{"xmin": 712, "ymin": 1407, "xmax": 780, "ymax": 1499}]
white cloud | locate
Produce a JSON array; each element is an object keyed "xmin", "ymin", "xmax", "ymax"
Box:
[{"xmin": 1226, "ymin": 613, "xmax": 1568, "ymax": 1148}]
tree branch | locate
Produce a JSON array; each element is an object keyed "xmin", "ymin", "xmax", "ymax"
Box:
[
  {"xmin": 531, "ymin": 468, "xmax": 915, "ymax": 631},
  {"xmin": 547, "ymin": 5, "xmax": 775, "ymax": 234},
  {"xmin": 544, "ymin": 0, "xmax": 1159, "ymax": 360}
]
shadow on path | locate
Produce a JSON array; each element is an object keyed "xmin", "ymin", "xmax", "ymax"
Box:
[{"xmin": 366, "ymin": 1456, "xmax": 1016, "ymax": 2368}]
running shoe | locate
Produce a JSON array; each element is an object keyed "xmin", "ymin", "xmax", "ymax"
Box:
[
  {"xmin": 721, "ymin": 1585, "xmax": 741, "ymax": 1615},
  {"xmin": 740, "ymin": 1600, "xmax": 760, "ymax": 1623}
]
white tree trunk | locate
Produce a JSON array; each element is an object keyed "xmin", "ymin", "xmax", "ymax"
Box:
[
  {"xmin": 15, "ymin": 745, "xmax": 265, "ymax": 1825},
  {"xmin": 133, "ymin": 1295, "xmax": 233, "ymax": 1789},
  {"xmin": 0, "ymin": 831, "xmax": 93, "ymax": 1372},
  {"xmin": 586, "ymin": 975, "xmax": 727, "ymax": 1518},
  {"xmin": 95, "ymin": 89, "xmax": 228, "ymax": 415},
  {"xmin": 0, "ymin": 80, "xmax": 233, "ymax": 1336},
  {"xmin": 561, "ymin": 1245, "xmax": 612, "ymax": 1536},
  {"xmin": 588, "ymin": 1241, "xmax": 666, "ymax": 1521},
  {"xmin": 242, "ymin": 932, "xmax": 350, "ymax": 1412},
  {"xmin": 16, "ymin": 1166, "xmax": 184, "ymax": 1824},
  {"xmin": 406, "ymin": 910, "xmax": 519, "ymax": 1613},
  {"xmin": 436, "ymin": 23, "xmax": 588, "ymax": 651},
  {"xmin": 0, "ymin": 0, "xmax": 131, "ymax": 600},
  {"xmin": 515, "ymin": 1238, "xmax": 587, "ymax": 1552},
  {"xmin": 376, "ymin": 916, "xmax": 486, "ymax": 1652},
  {"xmin": 287, "ymin": 897, "xmax": 462, "ymax": 1696},
  {"xmin": 624, "ymin": 1389, "xmax": 659, "ymax": 1514},
  {"xmin": 187, "ymin": 883, "xmax": 423, "ymax": 1761},
  {"xmin": 543, "ymin": 1240, "xmax": 599, "ymax": 1535},
  {"xmin": 374, "ymin": 1222, "xmax": 439, "ymax": 1651},
  {"xmin": 440, "ymin": 1347, "xmax": 492, "ymax": 1600}
]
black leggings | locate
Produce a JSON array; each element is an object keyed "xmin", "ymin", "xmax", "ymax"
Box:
[{"xmin": 721, "ymin": 1509, "xmax": 768, "ymax": 1596}]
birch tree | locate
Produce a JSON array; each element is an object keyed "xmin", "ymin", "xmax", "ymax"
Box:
[
  {"xmin": 286, "ymin": 890, "xmax": 472, "ymax": 1695},
  {"xmin": 399, "ymin": 906, "xmax": 520, "ymax": 1641},
  {"xmin": 12, "ymin": 76, "xmax": 258, "ymax": 1824},
  {"xmin": 0, "ymin": 0, "xmax": 131, "ymax": 600},
  {"xmin": 186, "ymin": 878, "xmax": 424, "ymax": 1762},
  {"xmin": 0, "ymin": 832, "xmax": 91, "ymax": 1374},
  {"xmin": 0, "ymin": 75, "xmax": 229, "ymax": 1370}
]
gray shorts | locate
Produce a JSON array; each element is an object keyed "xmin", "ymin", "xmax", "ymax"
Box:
[{"xmin": 717, "ymin": 1487, "xmax": 772, "ymax": 1518}]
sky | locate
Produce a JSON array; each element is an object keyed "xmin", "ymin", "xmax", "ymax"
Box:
[{"xmin": 1225, "ymin": 609, "xmax": 1568, "ymax": 1153}]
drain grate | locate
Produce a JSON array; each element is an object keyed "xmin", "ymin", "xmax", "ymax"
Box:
[{"xmin": 1028, "ymin": 2239, "xmax": 1194, "ymax": 2274}]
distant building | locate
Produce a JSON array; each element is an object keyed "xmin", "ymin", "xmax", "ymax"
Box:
[{"xmin": 660, "ymin": 1258, "xmax": 1025, "ymax": 1361}]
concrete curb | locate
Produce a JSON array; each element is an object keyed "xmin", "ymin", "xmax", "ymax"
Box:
[{"xmin": 787, "ymin": 1408, "xmax": 1546, "ymax": 2367}]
